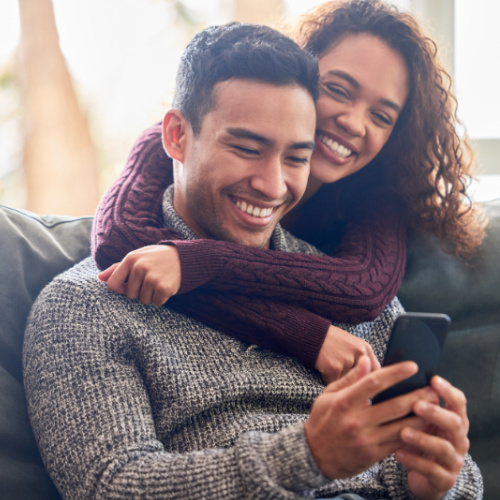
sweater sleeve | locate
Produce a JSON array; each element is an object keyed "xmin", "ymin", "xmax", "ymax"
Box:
[
  {"xmin": 23, "ymin": 276, "xmax": 329, "ymax": 500},
  {"xmin": 92, "ymin": 124, "xmax": 406, "ymax": 325},
  {"xmin": 91, "ymin": 122, "xmax": 176, "ymax": 271},
  {"xmin": 167, "ymin": 196, "xmax": 406, "ymax": 324}
]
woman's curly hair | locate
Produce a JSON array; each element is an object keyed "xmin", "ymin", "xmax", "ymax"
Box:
[{"xmin": 289, "ymin": 0, "xmax": 485, "ymax": 259}]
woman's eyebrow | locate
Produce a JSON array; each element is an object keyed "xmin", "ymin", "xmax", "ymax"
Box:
[
  {"xmin": 380, "ymin": 98, "xmax": 402, "ymax": 114},
  {"xmin": 323, "ymin": 70, "xmax": 360, "ymax": 89}
]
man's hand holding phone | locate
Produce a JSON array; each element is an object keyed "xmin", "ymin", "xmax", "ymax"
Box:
[
  {"xmin": 371, "ymin": 313, "xmax": 469, "ymax": 498},
  {"xmin": 304, "ymin": 357, "xmax": 438, "ymax": 480},
  {"xmin": 396, "ymin": 374, "xmax": 470, "ymax": 500},
  {"xmin": 305, "ymin": 311, "xmax": 471, "ymax": 499}
]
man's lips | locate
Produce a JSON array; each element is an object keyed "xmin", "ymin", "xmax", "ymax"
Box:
[
  {"xmin": 229, "ymin": 195, "xmax": 285, "ymax": 224},
  {"xmin": 234, "ymin": 199, "xmax": 273, "ymax": 218}
]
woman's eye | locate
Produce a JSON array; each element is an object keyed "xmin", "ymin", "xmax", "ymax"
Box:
[
  {"xmin": 321, "ymin": 82, "xmax": 349, "ymax": 100},
  {"xmin": 372, "ymin": 112, "xmax": 393, "ymax": 127}
]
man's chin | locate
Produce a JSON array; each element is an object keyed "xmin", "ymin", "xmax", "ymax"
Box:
[{"xmin": 222, "ymin": 229, "xmax": 273, "ymax": 249}]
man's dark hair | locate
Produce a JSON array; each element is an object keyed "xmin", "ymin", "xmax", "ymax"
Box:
[{"xmin": 172, "ymin": 23, "xmax": 319, "ymax": 135}]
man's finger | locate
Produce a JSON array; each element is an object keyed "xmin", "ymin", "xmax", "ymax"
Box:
[
  {"xmin": 395, "ymin": 445, "xmax": 459, "ymax": 494},
  {"xmin": 400, "ymin": 426, "xmax": 463, "ymax": 470},
  {"xmin": 431, "ymin": 376, "xmax": 468, "ymax": 424},
  {"xmin": 367, "ymin": 348, "xmax": 381, "ymax": 371},
  {"xmin": 327, "ymin": 361, "xmax": 419, "ymax": 411},
  {"xmin": 368, "ymin": 385, "xmax": 438, "ymax": 428}
]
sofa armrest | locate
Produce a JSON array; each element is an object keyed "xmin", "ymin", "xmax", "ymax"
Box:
[{"xmin": 0, "ymin": 205, "xmax": 92, "ymax": 500}]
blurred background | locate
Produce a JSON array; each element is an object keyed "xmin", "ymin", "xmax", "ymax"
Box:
[{"xmin": 0, "ymin": 0, "xmax": 499, "ymax": 216}]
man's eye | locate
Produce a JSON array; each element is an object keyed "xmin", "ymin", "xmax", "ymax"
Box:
[
  {"xmin": 287, "ymin": 156, "xmax": 309, "ymax": 165},
  {"xmin": 233, "ymin": 145, "xmax": 258, "ymax": 155}
]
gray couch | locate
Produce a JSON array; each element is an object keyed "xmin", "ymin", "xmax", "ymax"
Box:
[{"xmin": 1, "ymin": 200, "xmax": 498, "ymax": 499}]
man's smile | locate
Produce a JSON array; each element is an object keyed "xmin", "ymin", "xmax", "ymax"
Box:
[{"xmin": 233, "ymin": 198, "xmax": 274, "ymax": 218}]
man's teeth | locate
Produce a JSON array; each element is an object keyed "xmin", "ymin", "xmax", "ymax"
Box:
[
  {"xmin": 235, "ymin": 200, "xmax": 273, "ymax": 218},
  {"xmin": 318, "ymin": 134, "xmax": 352, "ymax": 158}
]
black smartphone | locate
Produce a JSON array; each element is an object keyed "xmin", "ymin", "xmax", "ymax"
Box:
[{"xmin": 372, "ymin": 312, "xmax": 450, "ymax": 404}]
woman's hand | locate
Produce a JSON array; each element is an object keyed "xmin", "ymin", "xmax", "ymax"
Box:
[
  {"xmin": 396, "ymin": 376, "xmax": 470, "ymax": 500},
  {"xmin": 98, "ymin": 245, "xmax": 181, "ymax": 306},
  {"xmin": 315, "ymin": 325, "xmax": 381, "ymax": 384}
]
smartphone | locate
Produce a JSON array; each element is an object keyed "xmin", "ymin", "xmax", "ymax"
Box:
[{"xmin": 372, "ymin": 312, "xmax": 450, "ymax": 404}]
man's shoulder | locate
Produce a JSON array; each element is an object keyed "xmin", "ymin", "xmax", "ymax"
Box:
[
  {"xmin": 26, "ymin": 256, "xmax": 202, "ymax": 336},
  {"xmin": 28, "ymin": 256, "xmax": 118, "ymax": 324},
  {"xmin": 42, "ymin": 256, "xmax": 101, "ymax": 294},
  {"xmin": 274, "ymin": 225, "xmax": 327, "ymax": 257}
]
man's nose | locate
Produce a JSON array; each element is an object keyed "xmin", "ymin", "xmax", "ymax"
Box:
[
  {"xmin": 249, "ymin": 155, "xmax": 288, "ymax": 201},
  {"xmin": 336, "ymin": 104, "xmax": 367, "ymax": 138}
]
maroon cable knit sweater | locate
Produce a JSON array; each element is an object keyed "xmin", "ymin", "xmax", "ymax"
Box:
[{"xmin": 92, "ymin": 123, "xmax": 407, "ymax": 367}]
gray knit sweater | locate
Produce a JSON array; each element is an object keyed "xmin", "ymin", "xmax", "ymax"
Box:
[{"xmin": 23, "ymin": 187, "xmax": 483, "ymax": 499}]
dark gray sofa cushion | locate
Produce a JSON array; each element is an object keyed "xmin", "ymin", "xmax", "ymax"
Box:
[
  {"xmin": 399, "ymin": 199, "xmax": 500, "ymax": 328},
  {"xmin": 0, "ymin": 205, "xmax": 92, "ymax": 500}
]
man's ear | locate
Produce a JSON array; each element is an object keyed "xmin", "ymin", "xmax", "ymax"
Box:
[{"xmin": 162, "ymin": 109, "xmax": 190, "ymax": 162}]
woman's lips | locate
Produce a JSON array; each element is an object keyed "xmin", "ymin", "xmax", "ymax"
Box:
[
  {"xmin": 316, "ymin": 133, "xmax": 354, "ymax": 158},
  {"xmin": 314, "ymin": 132, "xmax": 358, "ymax": 166}
]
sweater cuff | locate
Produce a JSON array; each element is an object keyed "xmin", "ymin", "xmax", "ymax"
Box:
[
  {"xmin": 283, "ymin": 312, "xmax": 330, "ymax": 369},
  {"xmin": 159, "ymin": 240, "xmax": 225, "ymax": 295},
  {"xmin": 235, "ymin": 422, "xmax": 328, "ymax": 496}
]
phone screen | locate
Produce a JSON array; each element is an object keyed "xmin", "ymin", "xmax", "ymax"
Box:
[{"xmin": 372, "ymin": 313, "xmax": 450, "ymax": 404}]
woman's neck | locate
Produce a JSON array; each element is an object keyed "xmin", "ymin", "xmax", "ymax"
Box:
[
  {"xmin": 298, "ymin": 175, "xmax": 324, "ymax": 208},
  {"xmin": 281, "ymin": 175, "xmax": 324, "ymax": 230}
]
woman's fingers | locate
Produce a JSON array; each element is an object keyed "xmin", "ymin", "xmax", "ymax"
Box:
[{"xmin": 97, "ymin": 262, "xmax": 120, "ymax": 283}]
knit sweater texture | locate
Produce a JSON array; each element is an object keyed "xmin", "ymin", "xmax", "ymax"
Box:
[
  {"xmin": 91, "ymin": 123, "xmax": 407, "ymax": 367},
  {"xmin": 24, "ymin": 188, "xmax": 483, "ymax": 499}
]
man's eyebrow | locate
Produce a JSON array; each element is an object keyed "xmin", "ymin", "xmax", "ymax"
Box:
[
  {"xmin": 226, "ymin": 127, "xmax": 315, "ymax": 151},
  {"xmin": 323, "ymin": 70, "xmax": 403, "ymax": 114},
  {"xmin": 290, "ymin": 140, "xmax": 315, "ymax": 151},
  {"xmin": 226, "ymin": 128, "xmax": 273, "ymax": 146}
]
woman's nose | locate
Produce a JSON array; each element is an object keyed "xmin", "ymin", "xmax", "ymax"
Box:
[{"xmin": 335, "ymin": 105, "xmax": 367, "ymax": 138}]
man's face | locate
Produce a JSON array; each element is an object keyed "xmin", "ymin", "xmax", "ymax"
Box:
[{"xmin": 173, "ymin": 79, "xmax": 316, "ymax": 248}]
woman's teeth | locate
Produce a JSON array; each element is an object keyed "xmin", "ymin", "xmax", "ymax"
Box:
[
  {"xmin": 318, "ymin": 134, "xmax": 352, "ymax": 158},
  {"xmin": 235, "ymin": 200, "xmax": 273, "ymax": 218}
]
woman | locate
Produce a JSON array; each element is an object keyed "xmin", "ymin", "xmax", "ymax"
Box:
[{"xmin": 94, "ymin": 0, "xmax": 484, "ymax": 381}]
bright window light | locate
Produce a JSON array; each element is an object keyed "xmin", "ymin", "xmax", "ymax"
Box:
[{"xmin": 455, "ymin": 0, "xmax": 500, "ymax": 139}]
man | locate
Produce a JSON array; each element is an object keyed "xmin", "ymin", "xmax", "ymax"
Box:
[{"xmin": 24, "ymin": 23, "xmax": 481, "ymax": 499}]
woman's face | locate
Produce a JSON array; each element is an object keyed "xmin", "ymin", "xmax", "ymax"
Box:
[{"xmin": 310, "ymin": 33, "xmax": 409, "ymax": 184}]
